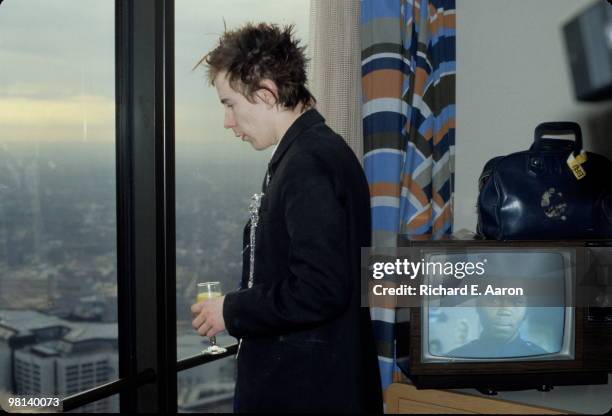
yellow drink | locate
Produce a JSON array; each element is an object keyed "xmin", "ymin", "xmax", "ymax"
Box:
[
  {"xmin": 195, "ymin": 281, "xmax": 226, "ymax": 355},
  {"xmin": 197, "ymin": 291, "xmax": 222, "ymax": 303}
]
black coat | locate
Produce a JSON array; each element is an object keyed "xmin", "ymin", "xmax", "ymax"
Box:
[{"xmin": 223, "ymin": 109, "xmax": 383, "ymax": 413}]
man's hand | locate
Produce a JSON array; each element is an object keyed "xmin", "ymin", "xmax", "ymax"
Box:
[{"xmin": 191, "ymin": 296, "xmax": 226, "ymax": 337}]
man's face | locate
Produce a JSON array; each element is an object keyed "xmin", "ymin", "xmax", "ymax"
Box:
[
  {"xmin": 213, "ymin": 71, "xmax": 277, "ymax": 150},
  {"xmin": 478, "ymin": 296, "xmax": 527, "ymax": 342}
]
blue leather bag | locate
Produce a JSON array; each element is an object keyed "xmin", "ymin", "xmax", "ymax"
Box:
[{"xmin": 477, "ymin": 122, "xmax": 612, "ymax": 240}]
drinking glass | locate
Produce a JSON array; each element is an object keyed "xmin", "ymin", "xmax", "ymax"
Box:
[{"xmin": 196, "ymin": 281, "xmax": 227, "ymax": 355}]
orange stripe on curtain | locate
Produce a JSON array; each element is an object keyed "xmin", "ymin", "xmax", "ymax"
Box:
[
  {"xmin": 401, "ymin": 174, "xmax": 430, "ymax": 206},
  {"xmin": 413, "ymin": 68, "xmax": 428, "ymax": 97},
  {"xmin": 433, "ymin": 203, "xmax": 453, "ymax": 232},
  {"xmin": 362, "ymin": 70, "xmax": 404, "ymax": 100},
  {"xmin": 428, "ymin": 7, "xmax": 456, "ymax": 33},
  {"xmin": 434, "ymin": 118, "xmax": 456, "ymax": 145},
  {"xmin": 407, "ymin": 206, "xmax": 433, "ymax": 229},
  {"xmin": 370, "ymin": 182, "xmax": 401, "ymax": 198}
]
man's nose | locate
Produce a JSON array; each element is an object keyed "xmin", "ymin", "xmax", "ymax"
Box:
[{"xmin": 224, "ymin": 112, "xmax": 236, "ymax": 129}]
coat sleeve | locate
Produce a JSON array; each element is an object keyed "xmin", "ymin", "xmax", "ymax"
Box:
[{"xmin": 222, "ymin": 153, "xmax": 351, "ymax": 338}]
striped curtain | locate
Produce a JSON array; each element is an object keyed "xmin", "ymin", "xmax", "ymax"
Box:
[{"xmin": 361, "ymin": 0, "xmax": 456, "ymax": 391}]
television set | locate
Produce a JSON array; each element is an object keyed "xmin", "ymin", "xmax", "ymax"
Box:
[
  {"xmin": 562, "ymin": 1, "xmax": 612, "ymax": 102},
  {"xmin": 395, "ymin": 240, "xmax": 612, "ymax": 392}
]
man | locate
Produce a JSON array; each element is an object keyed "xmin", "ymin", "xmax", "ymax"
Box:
[
  {"xmin": 190, "ymin": 23, "xmax": 383, "ymax": 413},
  {"xmin": 448, "ymin": 295, "xmax": 547, "ymax": 358}
]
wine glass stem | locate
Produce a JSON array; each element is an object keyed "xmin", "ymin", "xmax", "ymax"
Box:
[{"xmin": 210, "ymin": 336, "xmax": 217, "ymax": 346}]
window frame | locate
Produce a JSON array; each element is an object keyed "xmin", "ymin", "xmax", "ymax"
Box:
[{"xmin": 114, "ymin": 0, "xmax": 178, "ymax": 411}]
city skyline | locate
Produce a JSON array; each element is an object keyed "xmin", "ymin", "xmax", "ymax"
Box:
[{"xmin": 0, "ymin": 145, "xmax": 264, "ymax": 412}]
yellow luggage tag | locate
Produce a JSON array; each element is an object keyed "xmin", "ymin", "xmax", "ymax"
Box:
[{"xmin": 566, "ymin": 150, "xmax": 587, "ymax": 180}]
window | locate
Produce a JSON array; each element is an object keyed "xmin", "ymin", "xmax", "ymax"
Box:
[
  {"xmin": 1, "ymin": 0, "xmax": 316, "ymax": 412},
  {"xmin": 175, "ymin": 0, "xmax": 310, "ymax": 412},
  {"xmin": 0, "ymin": 1, "xmax": 117, "ymax": 412}
]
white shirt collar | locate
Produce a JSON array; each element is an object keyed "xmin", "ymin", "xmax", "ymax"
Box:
[{"xmin": 270, "ymin": 143, "xmax": 279, "ymax": 160}]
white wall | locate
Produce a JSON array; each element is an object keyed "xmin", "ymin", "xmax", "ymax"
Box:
[{"xmin": 455, "ymin": 0, "xmax": 612, "ymax": 233}]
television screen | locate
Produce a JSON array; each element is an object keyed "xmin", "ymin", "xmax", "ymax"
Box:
[{"xmin": 421, "ymin": 250, "xmax": 575, "ymax": 362}]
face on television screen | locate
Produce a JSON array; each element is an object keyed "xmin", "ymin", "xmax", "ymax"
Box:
[
  {"xmin": 423, "ymin": 251, "xmax": 573, "ymax": 361},
  {"xmin": 427, "ymin": 305, "xmax": 565, "ymax": 359}
]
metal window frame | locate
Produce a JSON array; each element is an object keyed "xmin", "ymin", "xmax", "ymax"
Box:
[
  {"xmin": 62, "ymin": 346, "xmax": 238, "ymax": 412},
  {"xmin": 115, "ymin": 0, "xmax": 177, "ymax": 412}
]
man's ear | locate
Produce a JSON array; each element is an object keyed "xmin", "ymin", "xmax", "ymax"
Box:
[{"xmin": 257, "ymin": 79, "xmax": 279, "ymax": 107}]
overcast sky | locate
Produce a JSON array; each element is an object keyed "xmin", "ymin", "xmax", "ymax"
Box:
[{"xmin": 0, "ymin": 0, "xmax": 310, "ymax": 150}]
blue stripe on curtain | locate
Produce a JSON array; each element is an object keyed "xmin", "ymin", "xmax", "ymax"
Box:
[{"xmin": 361, "ymin": 0, "xmax": 403, "ymax": 23}]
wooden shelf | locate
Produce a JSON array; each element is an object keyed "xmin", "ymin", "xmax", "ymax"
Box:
[{"xmin": 385, "ymin": 383, "xmax": 569, "ymax": 414}]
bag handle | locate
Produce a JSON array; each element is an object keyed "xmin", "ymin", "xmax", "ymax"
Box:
[{"xmin": 533, "ymin": 121, "xmax": 583, "ymax": 152}]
